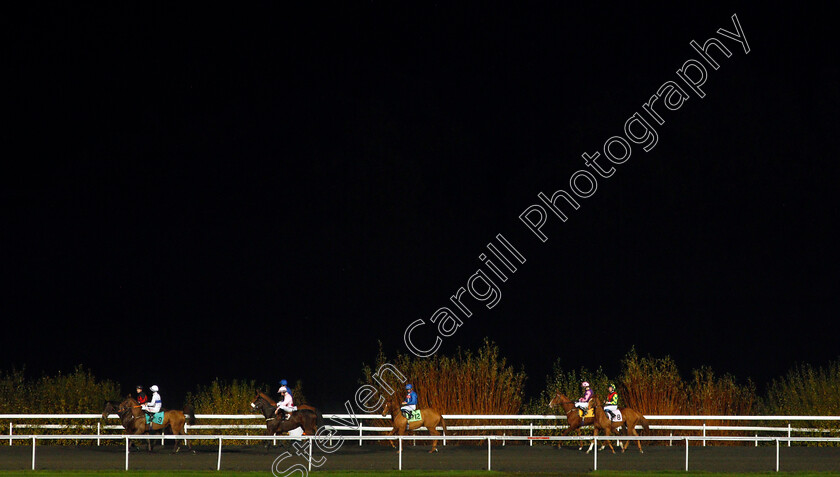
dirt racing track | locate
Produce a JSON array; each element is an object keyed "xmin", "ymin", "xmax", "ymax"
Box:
[{"xmin": 1, "ymin": 443, "xmax": 839, "ymax": 473}]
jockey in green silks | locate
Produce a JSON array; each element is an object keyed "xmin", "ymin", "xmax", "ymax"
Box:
[{"xmin": 604, "ymin": 383, "xmax": 619, "ymax": 420}]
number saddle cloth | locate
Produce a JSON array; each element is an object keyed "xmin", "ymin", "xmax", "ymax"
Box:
[{"xmin": 145, "ymin": 412, "xmax": 165, "ymax": 426}]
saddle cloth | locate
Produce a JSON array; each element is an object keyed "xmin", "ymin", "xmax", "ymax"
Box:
[
  {"xmin": 577, "ymin": 408, "xmax": 595, "ymax": 419},
  {"xmin": 145, "ymin": 412, "xmax": 164, "ymax": 426},
  {"xmin": 608, "ymin": 409, "xmax": 623, "ymax": 422},
  {"xmin": 407, "ymin": 410, "xmax": 422, "ymax": 422}
]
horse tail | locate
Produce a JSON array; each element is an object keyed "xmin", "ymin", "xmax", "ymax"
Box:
[
  {"xmin": 184, "ymin": 404, "xmax": 197, "ymax": 426},
  {"xmin": 639, "ymin": 414, "xmax": 650, "ymax": 433},
  {"xmin": 440, "ymin": 416, "xmax": 447, "ymax": 435}
]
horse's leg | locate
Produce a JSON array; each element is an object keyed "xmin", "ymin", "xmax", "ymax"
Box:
[
  {"xmin": 264, "ymin": 424, "xmax": 275, "ymax": 451},
  {"xmin": 428, "ymin": 420, "xmax": 440, "ymax": 453},
  {"xmin": 631, "ymin": 418, "xmax": 644, "ymax": 454},
  {"xmin": 385, "ymin": 426, "xmax": 398, "ymax": 449},
  {"xmin": 602, "ymin": 425, "xmax": 615, "ymax": 454},
  {"xmin": 578, "ymin": 417, "xmax": 590, "ymax": 451},
  {"xmin": 181, "ymin": 416, "xmax": 195, "ymax": 454},
  {"xmin": 170, "ymin": 417, "xmax": 187, "ymax": 454},
  {"xmin": 612, "ymin": 422, "xmax": 625, "ymax": 453},
  {"xmin": 585, "ymin": 427, "xmax": 598, "ymax": 454},
  {"xmin": 136, "ymin": 423, "xmax": 152, "ymax": 453},
  {"xmin": 560, "ymin": 420, "xmax": 578, "ymax": 450},
  {"xmin": 395, "ymin": 425, "xmax": 406, "ymax": 454}
]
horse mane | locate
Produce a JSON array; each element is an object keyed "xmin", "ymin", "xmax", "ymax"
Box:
[{"xmin": 257, "ymin": 391, "xmax": 277, "ymax": 406}]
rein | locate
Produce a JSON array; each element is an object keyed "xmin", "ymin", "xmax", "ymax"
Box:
[{"xmin": 550, "ymin": 398, "xmax": 586, "ymax": 419}]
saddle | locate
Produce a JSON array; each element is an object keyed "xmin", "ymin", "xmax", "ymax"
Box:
[
  {"xmin": 606, "ymin": 408, "xmax": 623, "ymax": 422},
  {"xmin": 144, "ymin": 411, "xmax": 164, "ymax": 426}
]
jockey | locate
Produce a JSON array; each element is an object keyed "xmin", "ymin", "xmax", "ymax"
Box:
[
  {"xmin": 141, "ymin": 385, "xmax": 162, "ymax": 416},
  {"xmin": 401, "ymin": 384, "xmax": 418, "ymax": 431},
  {"xmin": 278, "ymin": 379, "xmax": 293, "ymax": 400},
  {"xmin": 275, "ymin": 385, "xmax": 296, "ymax": 420},
  {"xmin": 604, "ymin": 383, "xmax": 619, "ymax": 420},
  {"xmin": 135, "ymin": 385, "xmax": 149, "ymax": 406},
  {"xmin": 575, "ymin": 381, "xmax": 593, "ymax": 415}
]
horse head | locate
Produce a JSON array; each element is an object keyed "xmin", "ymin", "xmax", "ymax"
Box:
[
  {"xmin": 101, "ymin": 400, "xmax": 118, "ymax": 419},
  {"xmin": 250, "ymin": 392, "xmax": 275, "ymax": 419},
  {"xmin": 381, "ymin": 400, "xmax": 397, "ymax": 418},
  {"xmin": 550, "ymin": 392, "xmax": 574, "ymax": 411},
  {"xmin": 117, "ymin": 396, "xmax": 140, "ymax": 417}
]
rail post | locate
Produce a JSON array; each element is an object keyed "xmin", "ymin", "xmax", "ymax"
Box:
[
  {"xmin": 487, "ymin": 436, "xmax": 492, "ymax": 471},
  {"xmin": 593, "ymin": 435, "xmax": 598, "ymax": 471},
  {"xmin": 787, "ymin": 423, "xmax": 792, "ymax": 447},
  {"xmin": 97, "ymin": 421, "xmax": 101, "ymax": 446},
  {"xmin": 31, "ymin": 436, "xmax": 36, "ymax": 470},
  {"xmin": 308, "ymin": 434, "xmax": 313, "ymax": 472},
  {"xmin": 398, "ymin": 436, "xmax": 402, "ymax": 470},
  {"xmin": 125, "ymin": 437, "xmax": 129, "ymax": 471},
  {"xmin": 685, "ymin": 437, "xmax": 689, "ymax": 471},
  {"xmin": 8, "ymin": 422, "xmax": 11, "ymax": 446},
  {"xmin": 217, "ymin": 437, "xmax": 223, "ymax": 471},
  {"xmin": 529, "ymin": 422, "xmax": 533, "ymax": 447},
  {"xmin": 703, "ymin": 422, "xmax": 707, "ymax": 446},
  {"xmin": 776, "ymin": 438, "xmax": 780, "ymax": 472}
]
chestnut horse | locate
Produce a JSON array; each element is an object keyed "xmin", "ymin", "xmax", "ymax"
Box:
[
  {"xmin": 115, "ymin": 397, "xmax": 195, "ymax": 453},
  {"xmin": 548, "ymin": 392, "xmax": 596, "ymax": 450},
  {"xmin": 588, "ymin": 393, "xmax": 650, "ymax": 453},
  {"xmin": 250, "ymin": 392, "xmax": 321, "ymax": 440},
  {"xmin": 381, "ymin": 400, "xmax": 447, "ymax": 453}
]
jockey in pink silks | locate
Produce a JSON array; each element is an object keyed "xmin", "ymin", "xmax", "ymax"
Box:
[
  {"xmin": 275, "ymin": 385, "xmax": 297, "ymax": 419},
  {"xmin": 574, "ymin": 381, "xmax": 594, "ymax": 414}
]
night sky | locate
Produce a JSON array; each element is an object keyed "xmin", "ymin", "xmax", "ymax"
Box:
[{"xmin": 4, "ymin": 3, "xmax": 838, "ymax": 410}]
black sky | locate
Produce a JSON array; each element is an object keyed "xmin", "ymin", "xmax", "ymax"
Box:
[{"xmin": 3, "ymin": 3, "xmax": 839, "ymax": 410}]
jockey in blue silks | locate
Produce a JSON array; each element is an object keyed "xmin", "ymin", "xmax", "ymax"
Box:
[{"xmin": 401, "ymin": 384, "xmax": 418, "ymax": 431}]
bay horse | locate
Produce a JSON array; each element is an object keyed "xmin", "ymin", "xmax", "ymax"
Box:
[
  {"xmin": 115, "ymin": 397, "xmax": 195, "ymax": 453},
  {"xmin": 588, "ymin": 393, "xmax": 650, "ymax": 453},
  {"xmin": 250, "ymin": 392, "xmax": 321, "ymax": 442},
  {"xmin": 381, "ymin": 400, "xmax": 447, "ymax": 453},
  {"xmin": 548, "ymin": 392, "xmax": 596, "ymax": 450}
]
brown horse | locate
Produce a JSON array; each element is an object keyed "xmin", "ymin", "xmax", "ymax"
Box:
[
  {"xmin": 582, "ymin": 394, "xmax": 622, "ymax": 454},
  {"xmin": 116, "ymin": 397, "xmax": 195, "ymax": 453},
  {"xmin": 588, "ymin": 393, "xmax": 650, "ymax": 453},
  {"xmin": 548, "ymin": 392, "xmax": 597, "ymax": 450},
  {"xmin": 381, "ymin": 400, "xmax": 447, "ymax": 453},
  {"xmin": 250, "ymin": 392, "xmax": 321, "ymax": 441},
  {"xmin": 102, "ymin": 400, "xmax": 148, "ymax": 450}
]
